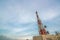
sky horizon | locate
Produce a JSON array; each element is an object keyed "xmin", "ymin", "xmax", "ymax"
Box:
[{"xmin": 0, "ymin": 0, "xmax": 60, "ymax": 39}]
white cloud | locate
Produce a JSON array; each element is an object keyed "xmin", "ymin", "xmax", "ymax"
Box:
[
  {"xmin": 41, "ymin": 9, "xmax": 59, "ymax": 21},
  {"xmin": 18, "ymin": 12, "xmax": 36, "ymax": 24},
  {"xmin": 12, "ymin": 27, "xmax": 30, "ymax": 33},
  {"xmin": 0, "ymin": 0, "xmax": 60, "ymax": 37},
  {"xmin": 1, "ymin": 0, "xmax": 59, "ymax": 24}
]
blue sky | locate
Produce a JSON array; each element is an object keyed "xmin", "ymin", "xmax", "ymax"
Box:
[{"xmin": 0, "ymin": 0, "xmax": 60, "ymax": 38}]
